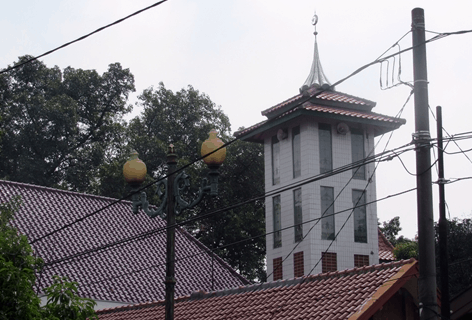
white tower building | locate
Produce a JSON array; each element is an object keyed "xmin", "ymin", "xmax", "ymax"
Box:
[{"xmin": 234, "ymin": 16, "xmax": 405, "ymax": 281}]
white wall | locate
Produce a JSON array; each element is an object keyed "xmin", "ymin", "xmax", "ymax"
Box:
[{"xmin": 265, "ymin": 118, "xmax": 379, "ymax": 281}]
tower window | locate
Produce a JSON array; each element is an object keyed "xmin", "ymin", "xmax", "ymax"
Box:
[
  {"xmin": 354, "ymin": 254, "xmax": 369, "ymax": 267},
  {"xmin": 322, "ymin": 252, "xmax": 337, "ymax": 273},
  {"xmin": 273, "ymin": 257, "xmax": 283, "ymax": 280},
  {"xmin": 272, "ymin": 136, "xmax": 280, "ymax": 185},
  {"xmin": 320, "ymin": 186, "xmax": 335, "ymax": 240},
  {"xmin": 273, "ymin": 195, "xmax": 282, "ymax": 248},
  {"xmin": 294, "ymin": 251, "xmax": 304, "ymax": 277},
  {"xmin": 293, "ymin": 188, "xmax": 303, "ymax": 242},
  {"xmin": 351, "ymin": 129, "xmax": 365, "ymax": 180},
  {"xmin": 353, "ymin": 190, "xmax": 367, "ymax": 243},
  {"xmin": 292, "ymin": 126, "xmax": 301, "ymax": 178},
  {"xmin": 319, "ymin": 123, "xmax": 332, "ymax": 174}
]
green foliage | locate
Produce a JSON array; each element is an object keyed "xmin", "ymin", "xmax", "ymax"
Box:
[
  {"xmin": 41, "ymin": 276, "xmax": 97, "ymax": 320},
  {"xmin": 379, "ymin": 216, "xmax": 402, "ymax": 247},
  {"xmin": 0, "ymin": 56, "xmax": 135, "ymax": 192},
  {"xmin": 195, "ymin": 138, "xmax": 266, "ymax": 282},
  {"xmin": 0, "ymin": 197, "xmax": 97, "ymax": 319},
  {"xmin": 393, "ymin": 241, "xmax": 418, "ymax": 260},
  {"xmin": 0, "ymin": 196, "xmax": 42, "ymax": 320},
  {"xmin": 129, "ymin": 82, "xmax": 231, "ymax": 175}
]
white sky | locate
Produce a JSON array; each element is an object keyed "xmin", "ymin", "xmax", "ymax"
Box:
[{"xmin": 2, "ymin": 0, "xmax": 472, "ymax": 239}]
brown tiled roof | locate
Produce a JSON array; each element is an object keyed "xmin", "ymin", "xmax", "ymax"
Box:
[
  {"xmin": 96, "ymin": 259, "xmax": 418, "ymax": 320},
  {"xmin": 0, "ymin": 180, "xmax": 248, "ymax": 304},
  {"xmin": 378, "ymin": 229, "xmax": 396, "ymax": 262}
]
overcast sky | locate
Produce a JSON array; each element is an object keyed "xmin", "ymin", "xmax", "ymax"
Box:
[{"xmin": 2, "ymin": 0, "xmax": 472, "ymax": 239}]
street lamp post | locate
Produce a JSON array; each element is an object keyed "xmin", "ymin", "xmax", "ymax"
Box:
[{"xmin": 123, "ymin": 130, "xmax": 226, "ymax": 320}]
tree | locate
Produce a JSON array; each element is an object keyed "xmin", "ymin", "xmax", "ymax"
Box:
[
  {"xmin": 379, "ymin": 216, "xmax": 418, "ymax": 260},
  {"xmin": 0, "ymin": 197, "xmax": 97, "ymax": 319},
  {"xmin": 436, "ymin": 218, "xmax": 472, "ymax": 297},
  {"xmin": 379, "ymin": 216, "xmax": 401, "ymax": 247},
  {"xmin": 195, "ymin": 137, "xmax": 266, "ymax": 282},
  {"xmin": 393, "ymin": 241, "xmax": 418, "ymax": 260},
  {"xmin": 119, "ymin": 84, "xmax": 265, "ymax": 281},
  {"xmin": 0, "ymin": 56, "xmax": 135, "ymax": 192}
]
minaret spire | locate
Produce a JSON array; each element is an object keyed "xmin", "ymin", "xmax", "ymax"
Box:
[{"xmin": 300, "ymin": 13, "xmax": 333, "ymax": 93}]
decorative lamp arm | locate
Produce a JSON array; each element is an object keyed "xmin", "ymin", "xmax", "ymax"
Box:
[{"xmin": 130, "ymin": 179, "xmax": 168, "ymax": 219}]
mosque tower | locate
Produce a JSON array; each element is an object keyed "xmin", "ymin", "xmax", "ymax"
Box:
[{"xmin": 234, "ymin": 14, "xmax": 405, "ymax": 281}]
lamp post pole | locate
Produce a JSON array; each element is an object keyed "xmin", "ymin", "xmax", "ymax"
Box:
[
  {"xmin": 122, "ymin": 130, "xmax": 226, "ymax": 320},
  {"xmin": 165, "ymin": 145, "xmax": 177, "ymax": 320}
]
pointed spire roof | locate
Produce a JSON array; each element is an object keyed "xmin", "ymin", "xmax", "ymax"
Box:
[{"xmin": 300, "ymin": 14, "xmax": 333, "ymax": 92}]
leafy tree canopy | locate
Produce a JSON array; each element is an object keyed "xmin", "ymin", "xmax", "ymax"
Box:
[
  {"xmin": 379, "ymin": 216, "xmax": 402, "ymax": 247},
  {"xmin": 436, "ymin": 218, "xmax": 472, "ymax": 297},
  {"xmin": 0, "ymin": 55, "xmax": 266, "ymax": 282},
  {"xmin": 0, "ymin": 56, "xmax": 135, "ymax": 192},
  {"xmin": 0, "ymin": 196, "xmax": 97, "ymax": 319}
]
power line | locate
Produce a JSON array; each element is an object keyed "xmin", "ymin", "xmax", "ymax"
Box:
[
  {"xmin": 28, "ymin": 25, "xmax": 472, "ymax": 245},
  {"xmin": 0, "ymin": 0, "xmax": 170, "ymax": 75},
  {"xmin": 65, "ymin": 187, "xmax": 417, "ymax": 289},
  {"xmin": 29, "ymin": 138, "xmax": 238, "ymax": 244},
  {"xmin": 259, "ymin": 87, "xmax": 412, "ymax": 318},
  {"xmin": 39, "ymin": 143, "xmax": 415, "ymax": 269},
  {"xmin": 429, "ymin": 105, "xmax": 472, "ymax": 167}
]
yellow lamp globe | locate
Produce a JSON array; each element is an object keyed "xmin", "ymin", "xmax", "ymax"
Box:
[
  {"xmin": 123, "ymin": 150, "xmax": 147, "ymax": 187},
  {"xmin": 201, "ymin": 129, "xmax": 226, "ymax": 167}
]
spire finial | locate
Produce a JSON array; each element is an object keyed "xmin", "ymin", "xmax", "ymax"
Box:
[
  {"xmin": 299, "ymin": 12, "xmax": 333, "ymax": 93},
  {"xmin": 312, "ymin": 12, "xmax": 318, "ymax": 36}
]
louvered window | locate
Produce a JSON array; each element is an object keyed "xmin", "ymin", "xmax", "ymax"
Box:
[
  {"xmin": 294, "ymin": 251, "xmax": 304, "ymax": 277},
  {"xmin": 273, "ymin": 257, "xmax": 283, "ymax": 280},
  {"xmin": 322, "ymin": 252, "xmax": 337, "ymax": 273},
  {"xmin": 354, "ymin": 254, "xmax": 369, "ymax": 267}
]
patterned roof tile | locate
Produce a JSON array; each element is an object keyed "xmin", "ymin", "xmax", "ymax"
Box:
[
  {"xmin": 378, "ymin": 229, "xmax": 396, "ymax": 262},
  {"xmin": 96, "ymin": 259, "xmax": 418, "ymax": 320},
  {"xmin": 0, "ymin": 180, "xmax": 248, "ymax": 304}
]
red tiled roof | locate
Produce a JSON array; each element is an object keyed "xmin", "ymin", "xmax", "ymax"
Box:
[
  {"xmin": 302, "ymin": 102, "xmax": 403, "ymax": 124},
  {"xmin": 261, "ymin": 87, "xmax": 376, "ymax": 117},
  {"xmin": 234, "ymin": 101, "xmax": 405, "ymax": 140},
  {"xmin": 0, "ymin": 180, "xmax": 248, "ymax": 304},
  {"xmin": 234, "ymin": 88, "xmax": 405, "ymax": 141},
  {"xmin": 96, "ymin": 259, "xmax": 418, "ymax": 320},
  {"xmin": 378, "ymin": 229, "xmax": 396, "ymax": 262}
]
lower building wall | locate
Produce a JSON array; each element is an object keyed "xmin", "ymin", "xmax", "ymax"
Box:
[{"xmin": 373, "ymin": 289, "xmax": 419, "ymax": 320}]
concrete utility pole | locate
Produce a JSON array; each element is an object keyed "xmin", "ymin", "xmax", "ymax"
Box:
[{"xmin": 411, "ymin": 8, "xmax": 438, "ymax": 320}]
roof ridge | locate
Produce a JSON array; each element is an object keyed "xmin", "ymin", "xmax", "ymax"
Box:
[
  {"xmin": 0, "ymin": 179, "xmax": 132, "ymax": 204},
  {"xmin": 186, "ymin": 258, "xmax": 416, "ymax": 300},
  {"xmin": 96, "ymin": 259, "xmax": 417, "ymax": 315}
]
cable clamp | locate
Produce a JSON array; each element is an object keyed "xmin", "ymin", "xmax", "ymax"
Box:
[
  {"xmin": 435, "ymin": 178, "xmax": 450, "ymax": 185},
  {"xmin": 414, "ymin": 79, "xmax": 429, "ymax": 84}
]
